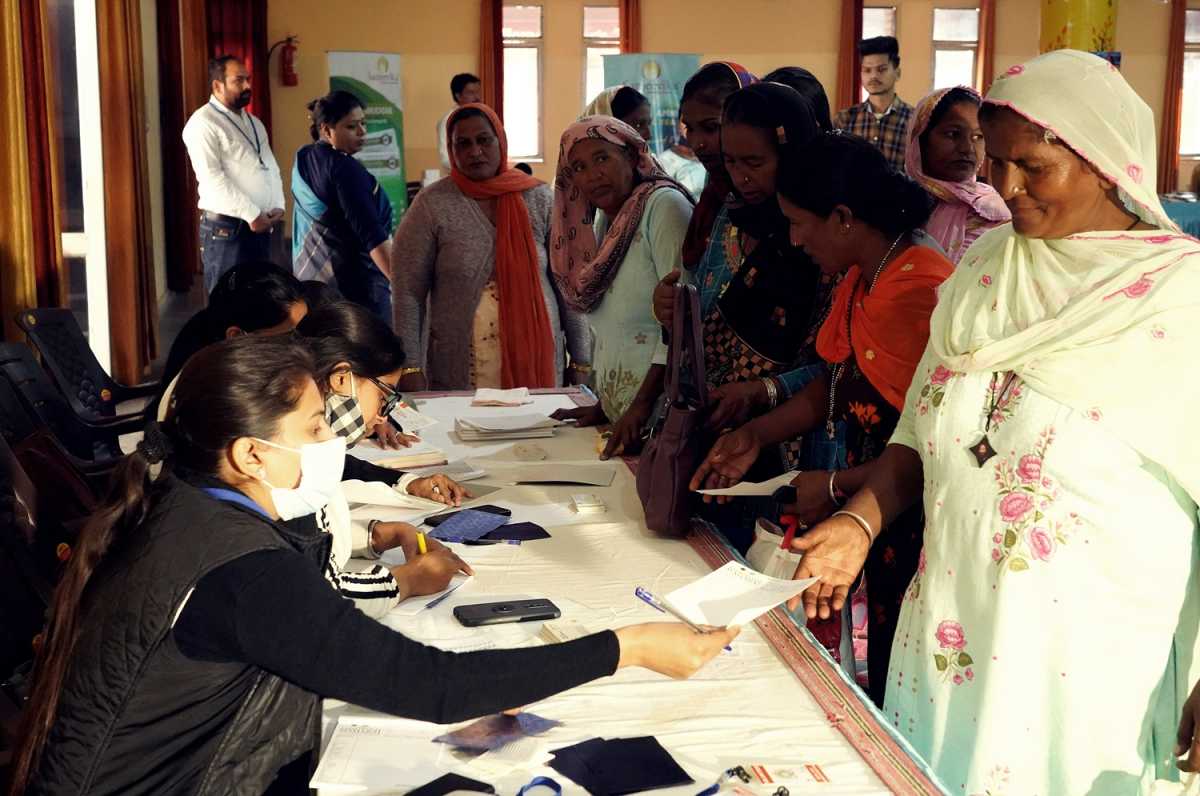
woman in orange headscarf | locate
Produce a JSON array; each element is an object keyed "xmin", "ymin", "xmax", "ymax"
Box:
[
  {"xmin": 392, "ymin": 104, "xmax": 587, "ymax": 390},
  {"xmin": 689, "ymin": 132, "xmax": 952, "ymax": 705}
]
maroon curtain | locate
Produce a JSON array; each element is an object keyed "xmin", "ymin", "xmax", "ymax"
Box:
[
  {"xmin": 206, "ymin": 0, "xmax": 272, "ymax": 138},
  {"xmin": 976, "ymin": 0, "xmax": 997, "ymax": 95},
  {"xmin": 619, "ymin": 0, "xmax": 641, "ymax": 53},
  {"xmin": 836, "ymin": 0, "xmax": 864, "ymax": 112},
  {"xmin": 1158, "ymin": 0, "xmax": 1186, "ymax": 194},
  {"xmin": 479, "ymin": 0, "xmax": 503, "ymax": 119}
]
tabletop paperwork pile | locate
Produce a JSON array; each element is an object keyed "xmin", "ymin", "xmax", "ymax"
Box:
[{"xmin": 315, "ymin": 389, "xmax": 914, "ymax": 795}]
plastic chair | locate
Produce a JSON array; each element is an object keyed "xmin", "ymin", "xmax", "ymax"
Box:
[
  {"xmin": 15, "ymin": 308, "xmax": 158, "ymax": 423},
  {"xmin": 0, "ymin": 343, "xmax": 143, "ymax": 466}
]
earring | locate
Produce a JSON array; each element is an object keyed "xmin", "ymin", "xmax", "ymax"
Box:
[{"xmin": 841, "ymin": 224, "xmax": 851, "ymax": 235}]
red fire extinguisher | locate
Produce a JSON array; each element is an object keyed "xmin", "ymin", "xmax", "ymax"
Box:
[{"xmin": 270, "ymin": 36, "xmax": 299, "ymax": 87}]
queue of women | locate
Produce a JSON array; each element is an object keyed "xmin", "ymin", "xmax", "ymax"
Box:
[{"xmin": 10, "ymin": 48, "xmax": 1200, "ymax": 796}]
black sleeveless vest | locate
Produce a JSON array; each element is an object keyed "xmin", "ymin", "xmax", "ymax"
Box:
[{"xmin": 29, "ymin": 475, "xmax": 331, "ymax": 795}]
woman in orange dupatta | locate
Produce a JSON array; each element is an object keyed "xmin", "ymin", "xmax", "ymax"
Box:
[
  {"xmin": 689, "ymin": 132, "xmax": 952, "ymax": 704},
  {"xmin": 393, "ymin": 104, "xmax": 585, "ymax": 391}
]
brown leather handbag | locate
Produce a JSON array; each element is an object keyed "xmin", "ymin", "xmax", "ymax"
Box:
[{"xmin": 636, "ymin": 284, "xmax": 708, "ymax": 535}]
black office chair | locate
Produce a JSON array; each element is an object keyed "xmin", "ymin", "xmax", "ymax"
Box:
[
  {"xmin": 15, "ymin": 308, "xmax": 158, "ymax": 424},
  {"xmin": 0, "ymin": 343, "xmax": 143, "ymax": 466}
]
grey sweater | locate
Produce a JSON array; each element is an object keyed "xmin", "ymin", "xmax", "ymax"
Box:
[{"xmin": 391, "ymin": 178, "xmax": 589, "ymax": 389}]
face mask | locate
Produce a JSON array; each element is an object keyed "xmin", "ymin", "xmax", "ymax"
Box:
[
  {"xmin": 255, "ymin": 436, "xmax": 347, "ymax": 521},
  {"xmin": 326, "ymin": 376, "xmax": 368, "ymax": 447}
]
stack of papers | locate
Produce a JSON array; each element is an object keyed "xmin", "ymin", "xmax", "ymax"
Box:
[
  {"xmin": 352, "ymin": 438, "xmax": 447, "ymax": 469},
  {"xmin": 455, "ymin": 414, "xmax": 559, "ymax": 441},
  {"xmin": 662, "ymin": 561, "xmax": 818, "ymax": 628},
  {"xmin": 471, "ymin": 387, "xmax": 533, "ymax": 406},
  {"xmin": 309, "ymin": 716, "xmax": 448, "ymax": 791}
]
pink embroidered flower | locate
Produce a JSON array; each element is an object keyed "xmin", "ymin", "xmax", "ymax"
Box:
[
  {"xmin": 979, "ymin": 274, "xmax": 993, "ymax": 287},
  {"xmin": 1016, "ymin": 455, "xmax": 1042, "ymax": 484},
  {"xmin": 1029, "ymin": 527, "xmax": 1056, "ymax": 561},
  {"xmin": 929, "ymin": 365, "xmax": 954, "ymax": 386},
  {"xmin": 917, "ymin": 548, "xmax": 927, "ymax": 574},
  {"xmin": 992, "ymin": 533, "xmax": 1002, "ymax": 544},
  {"xmin": 965, "ymin": 668, "xmax": 975, "ymax": 681},
  {"xmin": 998, "ymin": 492, "xmax": 1034, "ymax": 523},
  {"xmin": 1005, "ymin": 64, "xmax": 1025, "ymax": 77},
  {"xmin": 935, "ymin": 620, "xmax": 966, "ymax": 650},
  {"xmin": 1151, "ymin": 325, "xmax": 1165, "ymax": 340},
  {"xmin": 991, "ymin": 548, "xmax": 1001, "ymax": 561},
  {"xmin": 1119, "ymin": 277, "xmax": 1153, "ymax": 299},
  {"xmin": 1126, "ymin": 164, "xmax": 1143, "ymax": 184},
  {"xmin": 953, "ymin": 674, "xmax": 964, "ymax": 685},
  {"xmin": 1086, "ymin": 407, "xmax": 1103, "ymax": 422}
]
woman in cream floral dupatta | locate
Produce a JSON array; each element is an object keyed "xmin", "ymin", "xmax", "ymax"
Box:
[{"xmin": 786, "ymin": 50, "xmax": 1200, "ymax": 795}]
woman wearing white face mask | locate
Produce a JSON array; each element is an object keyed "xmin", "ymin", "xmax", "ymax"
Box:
[
  {"xmin": 295, "ymin": 301, "xmax": 473, "ymax": 617},
  {"xmin": 10, "ymin": 336, "xmax": 738, "ymax": 796}
]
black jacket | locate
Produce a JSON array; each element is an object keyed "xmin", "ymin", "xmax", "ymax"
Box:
[{"xmin": 28, "ymin": 473, "xmax": 328, "ymax": 796}]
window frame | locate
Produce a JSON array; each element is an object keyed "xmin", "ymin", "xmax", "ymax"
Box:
[
  {"xmin": 502, "ymin": 3, "xmax": 545, "ymax": 161},
  {"xmin": 583, "ymin": 3, "xmax": 620, "ymax": 109},
  {"xmin": 1182, "ymin": 8, "xmax": 1200, "ymax": 157},
  {"xmin": 931, "ymin": 7, "xmax": 981, "ymax": 91}
]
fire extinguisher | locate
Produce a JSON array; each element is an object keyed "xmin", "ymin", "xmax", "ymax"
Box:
[{"xmin": 269, "ymin": 36, "xmax": 299, "ymax": 87}]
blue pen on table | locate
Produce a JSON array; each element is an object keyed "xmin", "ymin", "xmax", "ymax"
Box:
[{"xmin": 634, "ymin": 587, "xmax": 732, "ymax": 651}]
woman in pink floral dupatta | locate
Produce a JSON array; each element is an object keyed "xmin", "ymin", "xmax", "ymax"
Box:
[{"xmin": 904, "ymin": 86, "xmax": 1010, "ymax": 264}]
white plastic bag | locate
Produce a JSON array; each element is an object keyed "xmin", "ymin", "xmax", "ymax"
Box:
[{"xmin": 745, "ymin": 518, "xmax": 804, "ymax": 580}]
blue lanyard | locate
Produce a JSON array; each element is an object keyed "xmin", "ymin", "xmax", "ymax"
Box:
[
  {"xmin": 200, "ymin": 487, "xmax": 270, "ymax": 519},
  {"xmin": 209, "ymin": 99, "xmax": 264, "ymax": 166},
  {"xmin": 516, "ymin": 776, "xmax": 562, "ymax": 795}
]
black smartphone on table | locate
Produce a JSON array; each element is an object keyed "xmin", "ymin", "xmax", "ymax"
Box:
[
  {"xmin": 453, "ymin": 599, "xmax": 561, "ymax": 627},
  {"xmin": 424, "ymin": 504, "xmax": 512, "ymax": 527}
]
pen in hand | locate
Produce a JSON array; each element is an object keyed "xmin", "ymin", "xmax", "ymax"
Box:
[
  {"xmin": 634, "ymin": 587, "xmax": 733, "ymax": 651},
  {"xmin": 417, "ymin": 531, "xmax": 427, "ymax": 555}
]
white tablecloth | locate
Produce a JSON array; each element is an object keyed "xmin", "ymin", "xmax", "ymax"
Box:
[{"xmin": 321, "ymin": 392, "xmax": 942, "ymax": 794}]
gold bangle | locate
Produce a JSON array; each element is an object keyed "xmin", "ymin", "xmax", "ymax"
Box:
[
  {"xmin": 570, "ymin": 362, "xmax": 592, "ymax": 374},
  {"xmin": 397, "ymin": 367, "xmax": 423, "ymax": 377}
]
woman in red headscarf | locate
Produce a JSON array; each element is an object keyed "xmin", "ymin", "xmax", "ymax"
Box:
[{"xmin": 392, "ymin": 104, "xmax": 588, "ymax": 391}]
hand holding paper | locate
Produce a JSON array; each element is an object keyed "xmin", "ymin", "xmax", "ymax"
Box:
[{"xmin": 663, "ymin": 561, "xmax": 818, "ymax": 628}]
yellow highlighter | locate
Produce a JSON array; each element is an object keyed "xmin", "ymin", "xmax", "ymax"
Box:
[{"xmin": 417, "ymin": 531, "xmax": 428, "ymax": 555}]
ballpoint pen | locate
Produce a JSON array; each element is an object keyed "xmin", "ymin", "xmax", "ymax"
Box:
[
  {"xmin": 634, "ymin": 587, "xmax": 732, "ymax": 650},
  {"xmin": 417, "ymin": 531, "xmax": 428, "ymax": 555}
]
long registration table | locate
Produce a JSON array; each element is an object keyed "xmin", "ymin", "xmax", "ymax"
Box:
[{"xmin": 321, "ymin": 389, "xmax": 946, "ymax": 795}]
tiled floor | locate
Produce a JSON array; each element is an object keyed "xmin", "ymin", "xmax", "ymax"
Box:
[{"xmin": 151, "ymin": 283, "xmax": 205, "ymax": 378}]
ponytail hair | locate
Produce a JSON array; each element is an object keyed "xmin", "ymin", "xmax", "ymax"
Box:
[
  {"xmin": 307, "ymin": 89, "xmax": 365, "ymax": 142},
  {"xmin": 296, "ymin": 301, "xmax": 407, "ymax": 392},
  {"xmin": 778, "ymin": 132, "xmax": 934, "ymax": 238},
  {"xmin": 7, "ymin": 336, "xmax": 315, "ymax": 794}
]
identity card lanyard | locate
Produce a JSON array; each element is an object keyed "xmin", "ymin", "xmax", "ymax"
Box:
[{"xmin": 209, "ymin": 98, "xmax": 267, "ymax": 170}]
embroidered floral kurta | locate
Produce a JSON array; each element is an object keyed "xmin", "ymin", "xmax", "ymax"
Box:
[{"xmin": 886, "ymin": 354, "xmax": 1200, "ymax": 795}]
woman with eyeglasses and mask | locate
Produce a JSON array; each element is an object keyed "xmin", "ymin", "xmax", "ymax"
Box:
[
  {"xmin": 296, "ymin": 300, "xmax": 473, "ymax": 617},
  {"xmin": 9, "ymin": 335, "xmax": 737, "ymax": 796}
]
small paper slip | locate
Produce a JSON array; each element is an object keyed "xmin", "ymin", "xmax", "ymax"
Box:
[
  {"xmin": 352, "ymin": 438, "xmax": 447, "ymax": 469},
  {"xmin": 339, "ymin": 480, "xmax": 446, "ymax": 511},
  {"xmin": 309, "ymin": 716, "xmax": 448, "ymax": 791},
  {"xmin": 663, "ymin": 561, "xmax": 818, "ymax": 628},
  {"xmin": 694, "ymin": 469, "xmax": 798, "ymax": 497},
  {"xmin": 572, "ymin": 493, "xmax": 606, "ymax": 514},
  {"xmin": 390, "ymin": 403, "xmax": 440, "ymax": 432},
  {"xmin": 428, "ymin": 509, "xmax": 509, "ymax": 542},
  {"xmin": 471, "ymin": 387, "xmax": 533, "ymax": 406}
]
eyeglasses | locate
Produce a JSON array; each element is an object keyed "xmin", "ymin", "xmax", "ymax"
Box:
[{"xmin": 365, "ymin": 375, "xmax": 401, "ymax": 419}]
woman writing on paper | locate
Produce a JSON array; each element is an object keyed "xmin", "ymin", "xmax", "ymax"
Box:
[
  {"xmin": 292, "ymin": 90, "xmax": 395, "ymax": 325},
  {"xmin": 9, "ymin": 335, "xmax": 738, "ymax": 796},
  {"xmin": 690, "ymin": 132, "xmax": 953, "ymax": 703},
  {"xmin": 548, "ymin": 117, "xmax": 694, "ymax": 459},
  {"xmin": 296, "ymin": 300, "xmax": 474, "ymax": 617},
  {"xmin": 391, "ymin": 104, "xmax": 587, "ymax": 391},
  {"xmin": 789, "ymin": 51, "xmax": 1200, "ymax": 793}
]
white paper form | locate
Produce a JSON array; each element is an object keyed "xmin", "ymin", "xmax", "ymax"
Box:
[
  {"xmin": 457, "ymin": 414, "xmax": 559, "ymax": 432},
  {"xmin": 350, "ymin": 438, "xmax": 446, "ymax": 468},
  {"xmin": 390, "ymin": 404, "xmax": 440, "ymax": 432},
  {"xmin": 694, "ymin": 470, "xmax": 798, "ymax": 497},
  {"xmin": 471, "ymin": 387, "xmax": 533, "ymax": 406},
  {"xmin": 339, "ymin": 480, "xmax": 445, "ymax": 511},
  {"xmin": 309, "ymin": 716, "xmax": 449, "ymax": 791},
  {"xmin": 391, "ymin": 574, "xmax": 473, "ymax": 617},
  {"xmin": 664, "ymin": 561, "xmax": 818, "ymax": 628}
]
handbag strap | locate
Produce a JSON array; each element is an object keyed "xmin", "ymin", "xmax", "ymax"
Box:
[{"xmin": 665, "ymin": 284, "xmax": 707, "ymax": 407}]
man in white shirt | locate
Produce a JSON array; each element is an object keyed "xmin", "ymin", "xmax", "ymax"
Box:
[
  {"xmin": 435, "ymin": 73, "xmax": 483, "ymax": 173},
  {"xmin": 182, "ymin": 55, "xmax": 286, "ymax": 293}
]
